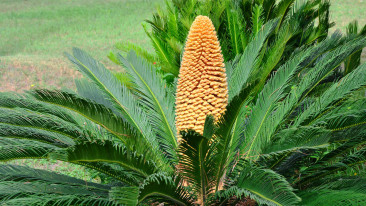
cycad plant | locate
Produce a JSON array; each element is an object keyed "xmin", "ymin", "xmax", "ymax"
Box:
[
  {"xmin": 112, "ymin": 0, "xmax": 333, "ymax": 78},
  {"xmin": 1, "ymin": 16, "xmax": 366, "ymax": 205}
]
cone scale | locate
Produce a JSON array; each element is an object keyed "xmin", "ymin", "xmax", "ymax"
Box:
[{"xmin": 175, "ymin": 16, "xmax": 228, "ymax": 137}]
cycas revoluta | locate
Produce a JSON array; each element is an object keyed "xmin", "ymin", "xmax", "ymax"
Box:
[{"xmin": 1, "ymin": 16, "xmax": 366, "ymax": 205}]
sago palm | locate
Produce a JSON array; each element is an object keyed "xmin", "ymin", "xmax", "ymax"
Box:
[{"xmin": 1, "ymin": 16, "xmax": 366, "ymax": 205}]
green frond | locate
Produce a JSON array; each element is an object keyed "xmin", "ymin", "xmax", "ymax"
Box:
[
  {"xmin": 273, "ymin": 0, "xmax": 295, "ymax": 29},
  {"xmin": 76, "ymin": 162, "xmax": 143, "ymax": 186},
  {"xmin": 109, "ymin": 186, "xmax": 139, "ymax": 206},
  {"xmin": 143, "ymin": 24, "xmax": 179, "ymax": 75},
  {"xmin": 213, "ymin": 84, "xmax": 255, "ymax": 191},
  {"xmin": 166, "ymin": 5, "xmax": 179, "ymax": 39},
  {"xmin": 241, "ymin": 41, "xmax": 312, "ymax": 158},
  {"xmin": 226, "ymin": 4, "xmax": 247, "ymax": 56},
  {"xmin": 299, "ymin": 190, "xmax": 366, "ymax": 206},
  {"xmin": 114, "ymin": 41, "xmax": 157, "ymax": 64},
  {"xmin": 30, "ymin": 89, "xmax": 136, "ymax": 146},
  {"xmin": 298, "ymin": 178, "xmax": 366, "ymax": 206},
  {"xmin": 259, "ymin": 36, "xmax": 366, "ymax": 142},
  {"xmin": 230, "ymin": 162, "xmax": 301, "ymax": 206},
  {"xmin": 60, "ymin": 141, "xmax": 160, "ymax": 178},
  {"xmin": 0, "ymin": 138, "xmax": 56, "ymax": 162},
  {"xmin": 66, "ymin": 48, "xmax": 166, "ymax": 166},
  {"xmin": 245, "ymin": 32, "xmax": 342, "ymax": 150},
  {"xmin": 138, "ymin": 173, "xmax": 192, "ymax": 205},
  {"xmin": 315, "ymin": 99, "xmax": 366, "ymax": 132},
  {"xmin": 254, "ymin": 18, "xmax": 297, "ymax": 88},
  {"xmin": 0, "ymin": 181, "xmax": 106, "ymax": 197},
  {"xmin": 290, "ymin": 0, "xmax": 332, "ymax": 45},
  {"xmin": 0, "ymin": 164, "xmax": 108, "ymax": 188},
  {"xmin": 228, "ymin": 19, "xmax": 277, "ymax": 101},
  {"xmin": 0, "ymin": 107, "xmax": 81, "ymax": 143},
  {"xmin": 118, "ymin": 51, "xmax": 177, "ymax": 160},
  {"xmin": 261, "ymin": 126, "xmax": 330, "ymax": 156},
  {"xmin": 1, "ymin": 194, "xmax": 116, "ymax": 206},
  {"xmin": 0, "ymin": 165, "xmax": 115, "ymax": 204},
  {"xmin": 310, "ymin": 176, "xmax": 366, "ymax": 192},
  {"xmin": 296, "ymin": 148, "xmax": 366, "ymax": 187},
  {"xmin": 75, "ymin": 78, "xmax": 124, "ymax": 112},
  {"xmin": 178, "ymin": 117, "xmax": 217, "ymax": 203},
  {"xmin": 251, "ymin": 4, "xmax": 264, "ymax": 38},
  {"xmin": 294, "ymin": 37, "xmax": 366, "ymax": 101},
  {"xmin": 0, "ymin": 92, "xmax": 77, "ymax": 125},
  {"xmin": 344, "ymin": 21, "xmax": 364, "ymax": 75},
  {"xmin": 295, "ymin": 63, "xmax": 366, "ymax": 126},
  {"xmin": 0, "ymin": 124, "xmax": 73, "ymax": 148}
]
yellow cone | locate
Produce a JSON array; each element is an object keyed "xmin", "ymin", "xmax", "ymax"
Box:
[{"xmin": 175, "ymin": 15, "xmax": 228, "ymax": 137}]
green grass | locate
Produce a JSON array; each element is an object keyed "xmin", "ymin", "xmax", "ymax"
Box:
[
  {"xmin": 0, "ymin": 0, "xmax": 161, "ymax": 57},
  {"xmin": 0, "ymin": 0, "xmax": 163, "ymax": 91},
  {"xmin": 329, "ymin": 0, "xmax": 366, "ymax": 32},
  {"xmin": 328, "ymin": 0, "xmax": 366, "ymax": 63}
]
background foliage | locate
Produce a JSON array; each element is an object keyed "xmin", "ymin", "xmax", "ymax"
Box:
[{"xmin": 0, "ymin": 0, "xmax": 365, "ymax": 91}]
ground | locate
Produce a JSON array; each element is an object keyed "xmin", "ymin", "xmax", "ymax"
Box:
[{"xmin": 0, "ymin": 0, "xmax": 161, "ymax": 92}]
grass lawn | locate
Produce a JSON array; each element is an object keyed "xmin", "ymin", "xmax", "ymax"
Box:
[
  {"xmin": 0, "ymin": 0, "xmax": 163, "ymax": 92},
  {"xmin": 329, "ymin": 0, "xmax": 366, "ymax": 32}
]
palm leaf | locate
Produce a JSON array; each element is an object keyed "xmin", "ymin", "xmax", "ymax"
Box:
[
  {"xmin": 178, "ymin": 116, "xmax": 216, "ymax": 204},
  {"xmin": 344, "ymin": 20, "xmax": 366, "ymax": 75},
  {"xmin": 213, "ymin": 83, "xmax": 255, "ymax": 191},
  {"xmin": 228, "ymin": 19, "xmax": 277, "ymax": 101},
  {"xmin": 60, "ymin": 141, "xmax": 159, "ymax": 179},
  {"xmin": 138, "ymin": 173, "xmax": 192, "ymax": 205},
  {"xmin": 118, "ymin": 51, "xmax": 177, "ymax": 160},
  {"xmin": 294, "ymin": 63, "xmax": 366, "ymax": 126},
  {"xmin": 298, "ymin": 177, "xmax": 366, "ymax": 206},
  {"xmin": 229, "ymin": 162, "xmax": 301, "ymax": 206},
  {"xmin": 296, "ymin": 148, "xmax": 366, "ymax": 187},
  {"xmin": 143, "ymin": 24, "xmax": 179, "ymax": 75},
  {"xmin": 0, "ymin": 92, "xmax": 77, "ymax": 125},
  {"xmin": 0, "ymin": 138, "xmax": 56, "ymax": 162},
  {"xmin": 251, "ymin": 4, "xmax": 264, "ymax": 38},
  {"xmin": 241, "ymin": 41, "xmax": 314, "ymax": 158},
  {"xmin": 114, "ymin": 41, "xmax": 157, "ymax": 64},
  {"xmin": 109, "ymin": 186, "xmax": 139, "ymax": 206},
  {"xmin": 0, "ymin": 107, "xmax": 81, "ymax": 143},
  {"xmin": 66, "ymin": 48, "xmax": 165, "ymax": 166},
  {"xmin": 30, "ymin": 89, "xmax": 137, "ymax": 146},
  {"xmin": 77, "ymin": 162, "xmax": 143, "ymax": 186},
  {"xmin": 0, "ymin": 124, "xmax": 73, "ymax": 148},
  {"xmin": 261, "ymin": 126, "xmax": 331, "ymax": 156},
  {"xmin": 254, "ymin": 18, "xmax": 297, "ymax": 89},
  {"xmin": 273, "ymin": 0, "xmax": 295, "ymax": 30},
  {"xmin": 226, "ymin": 4, "xmax": 247, "ymax": 56}
]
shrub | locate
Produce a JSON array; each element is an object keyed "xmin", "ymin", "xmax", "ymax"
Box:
[
  {"xmin": 113, "ymin": 0, "xmax": 333, "ymax": 79},
  {"xmin": 1, "ymin": 16, "xmax": 366, "ymax": 205}
]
